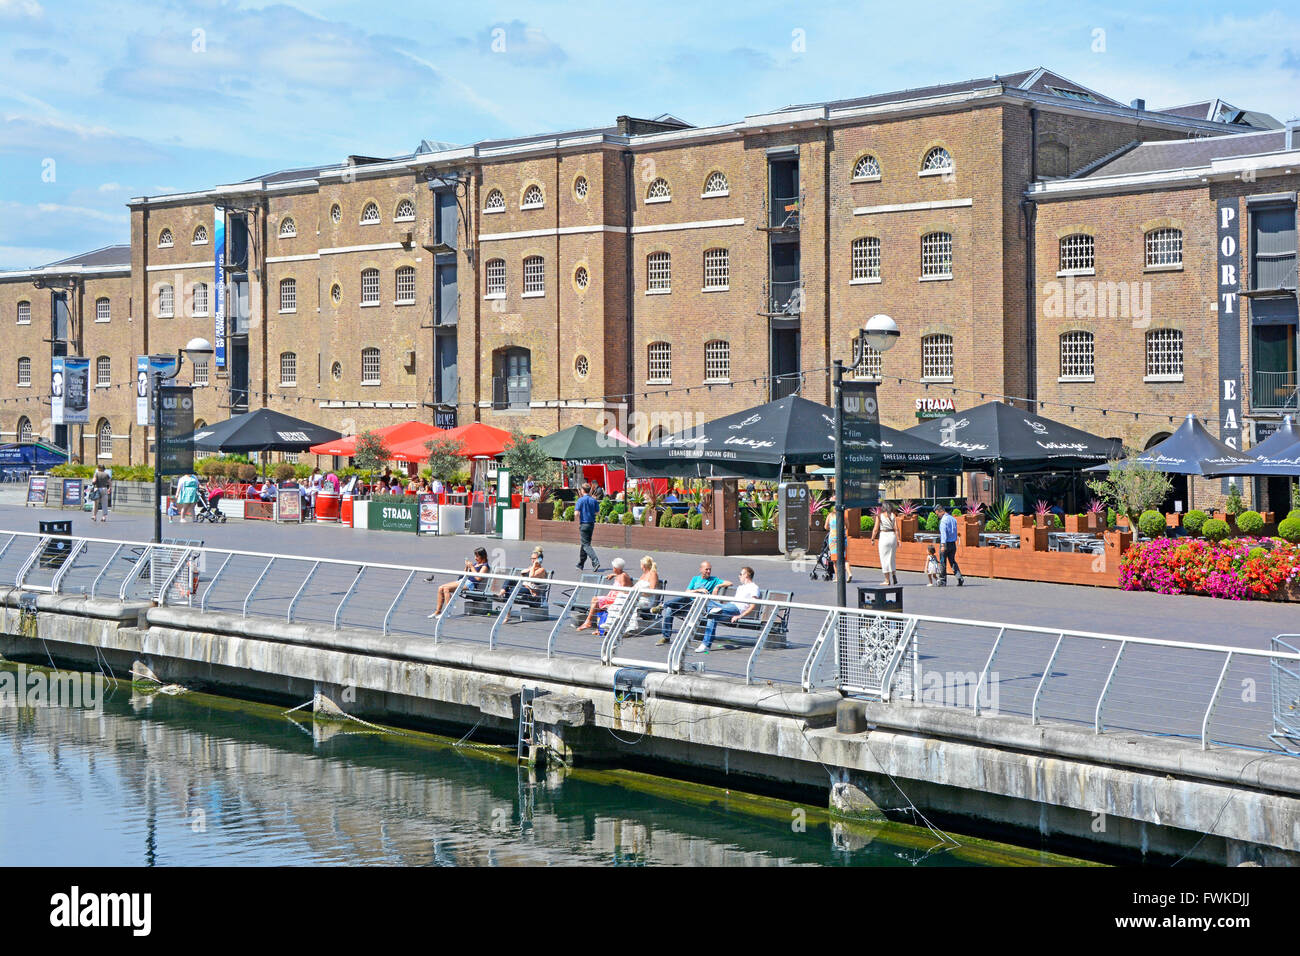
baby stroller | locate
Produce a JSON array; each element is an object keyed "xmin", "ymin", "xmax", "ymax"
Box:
[
  {"xmin": 195, "ymin": 485, "xmax": 228, "ymax": 523},
  {"xmin": 809, "ymin": 535, "xmax": 834, "ymax": 581}
]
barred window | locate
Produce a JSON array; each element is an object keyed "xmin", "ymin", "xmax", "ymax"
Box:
[
  {"xmin": 361, "ymin": 268, "xmax": 380, "ymax": 304},
  {"xmin": 647, "ymin": 251, "xmax": 671, "ymax": 291},
  {"xmin": 97, "ymin": 420, "xmax": 112, "ymax": 458},
  {"xmin": 647, "ymin": 341, "xmax": 672, "ymax": 383},
  {"xmin": 921, "ymin": 147, "xmax": 953, "ymax": 173},
  {"xmin": 279, "ymin": 217, "xmax": 296, "ymax": 238},
  {"xmin": 280, "ymin": 352, "xmax": 297, "ymax": 386},
  {"xmin": 96, "ymin": 355, "xmax": 111, "ymax": 386},
  {"xmin": 17, "ymin": 301, "xmax": 30, "ymax": 324},
  {"xmin": 360, "ymin": 202, "xmax": 380, "ymax": 224},
  {"xmin": 394, "ymin": 198, "xmax": 415, "ymax": 221},
  {"xmin": 646, "ymin": 177, "xmax": 671, "ymax": 201},
  {"xmin": 521, "ymin": 185, "xmax": 544, "ymax": 209},
  {"xmin": 703, "ymin": 248, "xmax": 729, "ymax": 289},
  {"xmin": 485, "ymin": 258, "xmax": 506, "ymax": 296},
  {"xmin": 1145, "ymin": 329, "xmax": 1184, "ymax": 379},
  {"xmin": 361, "ymin": 347, "xmax": 381, "ymax": 385},
  {"xmin": 704, "ymin": 340, "xmax": 730, "ymax": 382},
  {"xmin": 523, "ymin": 255, "xmax": 545, "ymax": 295},
  {"xmin": 851, "ymin": 237, "xmax": 881, "ymax": 280},
  {"xmin": 158, "ymin": 283, "xmax": 175, "ymax": 317},
  {"xmin": 279, "ymin": 278, "xmax": 296, "ymax": 312},
  {"xmin": 921, "ymin": 232, "xmax": 953, "ymax": 277},
  {"xmin": 193, "ymin": 360, "xmax": 209, "ymax": 387},
  {"xmin": 395, "ymin": 265, "xmax": 416, "ymax": 304},
  {"xmin": 192, "ymin": 224, "xmax": 208, "ymax": 244},
  {"xmin": 921, "ymin": 333, "xmax": 954, "ymax": 380},
  {"xmin": 18, "ymin": 417, "xmax": 31, "ymax": 442},
  {"xmin": 193, "ymin": 282, "xmax": 209, "ymax": 316},
  {"xmin": 1145, "ymin": 228, "xmax": 1183, "ymax": 267},
  {"xmin": 330, "ymin": 203, "xmax": 342, "ymax": 223},
  {"xmin": 573, "ymin": 176, "xmax": 589, "ymax": 200},
  {"xmin": 1059, "ymin": 234, "xmax": 1095, "ymax": 273},
  {"xmin": 17, "ymin": 357, "xmax": 30, "ymax": 386},
  {"xmin": 703, "ymin": 171, "xmax": 729, "ymax": 195},
  {"xmin": 1059, "ymin": 331, "xmax": 1095, "ymax": 380},
  {"xmin": 96, "ymin": 297, "xmax": 111, "ymax": 322},
  {"xmin": 484, "ymin": 189, "xmax": 505, "ymax": 212},
  {"xmin": 852, "ymin": 155, "xmax": 881, "ymax": 180},
  {"xmin": 851, "ymin": 335, "xmax": 883, "ymax": 379},
  {"xmin": 158, "ymin": 228, "xmax": 174, "ymax": 248}
]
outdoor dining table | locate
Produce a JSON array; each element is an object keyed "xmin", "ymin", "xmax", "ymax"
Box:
[
  {"xmin": 980, "ymin": 533, "xmax": 1020, "ymax": 549},
  {"xmin": 913, "ymin": 532, "xmax": 940, "ymax": 543},
  {"xmin": 1049, "ymin": 532, "xmax": 1099, "ymax": 552}
]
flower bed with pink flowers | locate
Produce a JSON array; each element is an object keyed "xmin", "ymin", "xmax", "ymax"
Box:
[{"xmin": 1118, "ymin": 537, "xmax": 1300, "ymax": 601}]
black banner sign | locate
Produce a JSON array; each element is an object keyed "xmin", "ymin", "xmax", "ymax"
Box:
[
  {"xmin": 1217, "ymin": 198, "xmax": 1242, "ymax": 492},
  {"xmin": 839, "ymin": 380, "xmax": 882, "ymax": 510},
  {"xmin": 158, "ymin": 386, "xmax": 194, "ymax": 477}
]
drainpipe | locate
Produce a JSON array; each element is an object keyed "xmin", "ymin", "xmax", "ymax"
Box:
[
  {"xmin": 1023, "ymin": 107, "xmax": 1039, "ymax": 412},
  {"xmin": 824, "ymin": 126, "xmax": 833, "ymax": 404},
  {"xmin": 622, "ymin": 150, "xmax": 635, "ymax": 433},
  {"xmin": 556, "ymin": 156, "xmax": 562, "ymax": 431}
]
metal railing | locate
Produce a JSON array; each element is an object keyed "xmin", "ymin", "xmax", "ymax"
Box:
[
  {"xmin": 1251, "ymin": 368, "xmax": 1299, "ymax": 412},
  {"xmin": 3, "ymin": 530, "xmax": 1300, "ymax": 756}
]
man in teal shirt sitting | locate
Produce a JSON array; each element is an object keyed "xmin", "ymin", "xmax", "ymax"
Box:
[{"xmin": 656, "ymin": 560, "xmax": 730, "ymax": 645}]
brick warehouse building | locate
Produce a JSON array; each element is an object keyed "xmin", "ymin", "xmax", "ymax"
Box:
[{"xmin": 1, "ymin": 67, "xmax": 1289, "ymax": 508}]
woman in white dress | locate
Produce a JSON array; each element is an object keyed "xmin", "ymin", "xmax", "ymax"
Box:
[{"xmin": 871, "ymin": 502, "xmax": 898, "ymax": 586}]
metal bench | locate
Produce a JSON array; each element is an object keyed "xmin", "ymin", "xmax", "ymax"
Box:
[
  {"xmin": 490, "ymin": 567, "xmax": 556, "ymax": 622},
  {"xmin": 692, "ymin": 587, "xmax": 792, "ymax": 649}
]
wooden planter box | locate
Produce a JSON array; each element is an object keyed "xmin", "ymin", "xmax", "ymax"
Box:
[
  {"xmin": 956, "ymin": 514, "xmax": 981, "ymax": 546},
  {"xmin": 1165, "ymin": 513, "xmax": 1182, "ymax": 529},
  {"xmin": 1009, "ymin": 514, "xmax": 1032, "ymax": 534},
  {"xmin": 897, "ymin": 515, "xmax": 919, "ymax": 542},
  {"xmin": 524, "ymin": 500, "xmax": 554, "ymax": 523},
  {"xmin": 1019, "ymin": 525, "xmax": 1049, "ymax": 552},
  {"xmin": 1064, "ymin": 514, "xmax": 1086, "ymax": 533},
  {"xmin": 845, "ymin": 536, "xmax": 1120, "ymax": 587}
]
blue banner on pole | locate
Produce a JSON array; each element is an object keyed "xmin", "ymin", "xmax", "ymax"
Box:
[{"xmin": 214, "ymin": 207, "xmax": 226, "ymax": 369}]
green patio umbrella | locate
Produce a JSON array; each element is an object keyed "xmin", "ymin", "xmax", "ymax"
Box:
[{"xmin": 531, "ymin": 425, "xmax": 630, "ymax": 463}]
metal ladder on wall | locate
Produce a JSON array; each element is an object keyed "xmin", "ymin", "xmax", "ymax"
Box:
[{"xmin": 517, "ymin": 685, "xmax": 538, "ymax": 766}]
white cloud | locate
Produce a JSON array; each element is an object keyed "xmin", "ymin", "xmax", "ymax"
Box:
[
  {"xmin": 98, "ymin": 182, "xmax": 124, "ymax": 192},
  {"xmin": 0, "ymin": 0, "xmax": 43, "ymax": 21},
  {"xmin": 0, "ymin": 112, "xmax": 170, "ymax": 163}
]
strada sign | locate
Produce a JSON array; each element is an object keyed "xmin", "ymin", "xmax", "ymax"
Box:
[{"xmin": 915, "ymin": 397, "xmax": 956, "ymax": 419}]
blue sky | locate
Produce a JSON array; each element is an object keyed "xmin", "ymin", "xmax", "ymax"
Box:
[{"xmin": 1, "ymin": 0, "xmax": 1298, "ymax": 269}]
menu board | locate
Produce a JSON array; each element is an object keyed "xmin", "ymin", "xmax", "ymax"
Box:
[
  {"xmin": 276, "ymin": 488, "xmax": 302, "ymax": 523},
  {"xmin": 61, "ymin": 478, "xmax": 83, "ymax": 508},
  {"xmin": 418, "ymin": 493, "xmax": 439, "ymax": 534},
  {"xmin": 26, "ymin": 475, "xmax": 48, "ymax": 505}
]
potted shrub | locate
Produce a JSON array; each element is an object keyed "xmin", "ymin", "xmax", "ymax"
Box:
[
  {"xmin": 1183, "ymin": 509, "xmax": 1208, "ymax": 537},
  {"xmin": 237, "ymin": 463, "xmax": 257, "ymax": 484},
  {"xmin": 1235, "ymin": 510, "xmax": 1264, "ymax": 537},
  {"xmin": 272, "ymin": 462, "xmax": 296, "ymax": 483},
  {"xmin": 896, "ymin": 500, "xmax": 920, "ymax": 541},
  {"xmin": 1201, "ymin": 518, "xmax": 1231, "ymax": 542},
  {"xmin": 1137, "ymin": 509, "xmax": 1166, "ymax": 540},
  {"xmin": 956, "ymin": 502, "xmax": 982, "ymax": 545},
  {"xmin": 1277, "ymin": 515, "xmax": 1300, "ymax": 544},
  {"xmin": 1033, "ymin": 499, "xmax": 1052, "ymax": 529}
]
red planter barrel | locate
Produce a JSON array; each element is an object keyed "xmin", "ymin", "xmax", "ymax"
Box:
[
  {"xmin": 316, "ymin": 492, "xmax": 341, "ymax": 523},
  {"xmin": 341, "ymin": 495, "xmax": 354, "ymax": 527}
]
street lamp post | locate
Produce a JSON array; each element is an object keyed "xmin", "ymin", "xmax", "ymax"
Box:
[{"xmin": 152, "ymin": 337, "xmax": 214, "ymax": 544}]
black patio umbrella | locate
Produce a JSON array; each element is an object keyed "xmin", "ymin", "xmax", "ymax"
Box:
[
  {"xmin": 907, "ymin": 401, "xmax": 1123, "ymax": 473},
  {"xmin": 1245, "ymin": 415, "xmax": 1299, "ymax": 459},
  {"xmin": 1086, "ymin": 413, "xmax": 1257, "ymax": 476},
  {"xmin": 183, "ymin": 408, "xmax": 343, "ymax": 455},
  {"xmin": 624, "ymin": 395, "xmax": 960, "ymax": 479}
]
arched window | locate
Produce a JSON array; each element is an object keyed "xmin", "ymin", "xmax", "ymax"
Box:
[
  {"xmin": 1059, "ymin": 234, "xmax": 1095, "ymax": 273},
  {"xmin": 485, "ymin": 258, "xmax": 506, "ymax": 296},
  {"xmin": 192, "ymin": 282, "xmax": 209, "ymax": 316},
  {"xmin": 96, "ymin": 355, "xmax": 111, "ymax": 387},
  {"xmin": 1145, "ymin": 228, "xmax": 1183, "ymax": 268},
  {"xmin": 279, "ymin": 217, "xmax": 297, "ymax": 238},
  {"xmin": 17, "ymin": 356, "xmax": 31, "ymax": 387},
  {"xmin": 158, "ymin": 228, "xmax": 174, "ymax": 248},
  {"xmin": 493, "ymin": 347, "xmax": 531, "ymax": 409},
  {"xmin": 395, "ymin": 266, "xmax": 416, "ymax": 304},
  {"xmin": 573, "ymin": 265, "xmax": 590, "ymax": 290},
  {"xmin": 852, "ymin": 155, "xmax": 881, "ymax": 181},
  {"xmin": 16, "ymin": 301, "xmax": 30, "ymax": 325},
  {"xmin": 484, "ymin": 189, "xmax": 505, "ymax": 212},
  {"xmin": 703, "ymin": 171, "xmax": 729, "ymax": 196},
  {"xmin": 704, "ymin": 340, "xmax": 730, "ymax": 382},
  {"xmin": 703, "ymin": 248, "xmax": 729, "ymax": 290},
  {"xmin": 921, "ymin": 232, "xmax": 953, "ymax": 278},
  {"xmin": 361, "ymin": 347, "xmax": 380, "ymax": 384},
  {"xmin": 647, "ymin": 342, "xmax": 672, "ymax": 384},
  {"xmin": 921, "ymin": 147, "xmax": 953, "ymax": 173},
  {"xmin": 360, "ymin": 202, "xmax": 380, "ymax": 224},
  {"xmin": 646, "ymin": 177, "xmax": 671, "ymax": 202},
  {"xmin": 523, "ymin": 255, "xmax": 545, "ymax": 295},
  {"xmin": 360, "ymin": 268, "xmax": 380, "ymax": 304},
  {"xmin": 17, "ymin": 417, "xmax": 32, "ymax": 443},
  {"xmin": 647, "ymin": 251, "xmax": 671, "ymax": 291},
  {"xmin": 851, "ymin": 237, "xmax": 881, "ymax": 280},
  {"xmin": 1059, "ymin": 331, "xmax": 1095, "ymax": 380},
  {"xmin": 921, "ymin": 333, "xmax": 954, "ymax": 381},
  {"xmin": 851, "ymin": 335, "xmax": 883, "ymax": 379},
  {"xmin": 394, "ymin": 198, "xmax": 415, "ymax": 221},
  {"xmin": 1145, "ymin": 329, "xmax": 1184, "ymax": 380},
  {"xmin": 157, "ymin": 283, "xmax": 175, "ymax": 317},
  {"xmin": 279, "ymin": 278, "xmax": 296, "ymax": 312},
  {"xmin": 521, "ymin": 184, "xmax": 544, "ymax": 209},
  {"xmin": 280, "ymin": 352, "xmax": 297, "ymax": 386},
  {"xmin": 95, "ymin": 297, "xmax": 111, "ymax": 322},
  {"xmin": 97, "ymin": 419, "xmax": 112, "ymax": 459},
  {"xmin": 192, "ymin": 224, "xmax": 208, "ymax": 244}
]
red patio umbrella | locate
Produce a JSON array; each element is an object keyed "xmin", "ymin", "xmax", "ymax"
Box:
[
  {"xmin": 389, "ymin": 421, "xmax": 513, "ymax": 461},
  {"xmin": 308, "ymin": 420, "xmax": 443, "ymax": 457}
]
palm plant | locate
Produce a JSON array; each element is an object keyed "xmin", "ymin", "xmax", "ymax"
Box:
[
  {"xmin": 987, "ymin": 497, "xmax": 1014, "ymax": 532},
  {"xmin": 756, "ymin": 499, "xmax": 779, "ymax": 531}
]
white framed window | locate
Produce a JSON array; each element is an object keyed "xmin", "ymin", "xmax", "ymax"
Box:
[
  {"xmin": 523, "ymin": 255, "xmax": 545, "ymax": 296},
  {"xmin": 852, "ymin": 154, "xmax": 881, "ymax": 181},
  {"xmin": 647, "ymin": 251, "xmax": 671, "ymax": 292},
  {"xmin": 851, "ymin": 237, "xmax": 881, "ymax": 281},
  {"xmin": 521, "ymin": 184, "xmax": 544, "ymax": 209},
  {"xmin": 483, "ymin": 189, "xmax": 505, "ymax": 213},
  {"xmin": 95, "ymin": 297, "xmax": 111, "ymax": 323},
  {"xmin": 485, "ymin": 258, "xmax": 506, "ymax": 297},
  {"xmin": 395, "ymin": 266, "xmax": 416, "ymax": 304},
  {"xmin": 360, "ymin": 202, "xmax": 380, "ymax": 225},
  {"xmin": 280, "ymin": 352, "xmax": 297, "ymax": 386},
  {"xmin": 1059, "ymin": 331, "xmax": 1095, "ymax": 381},
  {"xmin": 921, "ymin": 333, "xmax": 954, "ymax": 381},
  {"xmin": 851, "ymin": 336, "xmax": 883, "ymax": 379},
  {"xmin": 279, "ymin": 217, "xmax": 297, "ymax": 238},
  {"xmin": 192, "ymin": 224, "xmax": 208, "ymax": 245},
  {"xmin": 704, "ymin": 340, "xmax": 730, "ymax": 382},
  {"xmin": 279, "ymin": 278, "xmax": 297, "ymax": 313},
  {"xmin": 192, "ymin": 282, "xmax": 209, "ymax": 317},
  {"xmin": 17, "ymin": 356, "xmax": 31, "ymax": 387},
  {"xmin": 330, "ymin": 283, "xmax": 341, "ymax": 304},
  {"xmin": 193, "ymin": 360, "xmax": 209, "ymax": 387},
  {"xmin": 394, "ymin": 198, "xmax": 415, "ymax": 221},
  {"xmin": 1145, "ymin": 228, "xmax": 1183, "ymax": 268},
  {"xmin": 921, "ymin": 232, "xmax": 953, "ymax": 278},
  {"xmin": 330, "ymin": 203, "xmax": 342, "ymax": 224},
  {"xmin": 573, "ymin": 176, "xmax": 589, "ymax": 200},
  {"xmin": 574, "ymin": 265, "xmax": 590, "ymax": 290},
  {"xmin": 703, "ymin": 248, "xmax": 729, "ymax": 290},
  {"xmin": 97, "ymin": 420, "xmax": 112, "ymax": 459},
  {"xmin": 647, "ymin": 341, "xmax": 671, "ymax": 383},
  {"xmin": 574, "ymin": 354, "xmax": 589, "ymax": 378},
  {"xmin": 360, "ymin": 268, "xmax": 380, "ymax": 305},
  {"xmin": 17, "ymin": 301, "xmax": 30, "ymax": 325},
  {"xmin": 158, "ymin": 228, "xmax": 174, "ymax": 248},
  {"xmin": 1145, "ymin": 328, "xmax": 1184, "ymax": 381},
  {"xmin": 96, "ymin": 355, "xmax": 111, "ymax": 387},
  {"xmin": 1059, "ymin": 234, "xmax": 1095, "ymax": 274},
  {"xmin": 17, "ymin": 417, "xmax": 32, "ymax": 442},
  {"xmin": 646, "ymin": 177, "xmax": 671, "ymax": 203},
  {"xmin": 703, "ymin": 171, "xmax": 729, "ymax": 196},
  {"xmin": 157, "ymin": 283, "xmax": 175, "ymax": 318},
  {"xmin": 361, "ymin": 347, "xmax": 380, "ymax": 385},
  {"xmin": 920, "ymin": 147, "xmax": 953, "ymax": 175}
]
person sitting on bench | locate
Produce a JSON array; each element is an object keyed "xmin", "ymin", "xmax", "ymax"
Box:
[
  {"xmin": 497, "ymin": 548, "xmax": 547, "ymax": 600},
  {"xmin": 576, "ymin": 557, "xmax": 632, "ymax": 631},
  {"xmin": 656, "ymin": 561, "xmax": 729, "ymax": 646},
  {"xmin": 431, "ymin": 547, "xmax": 490, "ymax": 617},
  {"xmin": 695, "ymin": 566, "xmax": 760, "ymax": 654}
]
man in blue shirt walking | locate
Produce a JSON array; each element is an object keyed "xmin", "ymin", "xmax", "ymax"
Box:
[
  {"xmin": 935, "ymin": 504, "xmax": 964, "ymax": 586},
  {"xmin": 574, "ymin": 483, "xmax": 601, "ymax": 572}
]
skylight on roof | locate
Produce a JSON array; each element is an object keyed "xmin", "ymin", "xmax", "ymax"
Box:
[{"xmin": 1048, "ymin": 86, "xmax": 1096, "ymax": 102}]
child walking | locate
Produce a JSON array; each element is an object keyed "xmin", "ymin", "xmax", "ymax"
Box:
[{"xmin": 924, "ymin": 545, "xmax": 941, "ymax": 587}]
